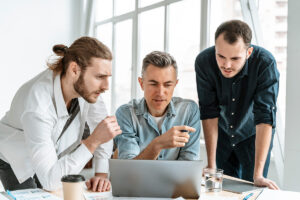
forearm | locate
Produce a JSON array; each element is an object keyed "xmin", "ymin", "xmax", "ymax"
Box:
[
  {"xmin": 133, "ymin": 138, "xmax": 162, "ymax": 160},
  {"xmin": 254, "ymin": 123, "xmax": 272, "ymax": 178},
  {"xmin": 202, "ymin": 118, "xmax": 218, "ymax": 168}
]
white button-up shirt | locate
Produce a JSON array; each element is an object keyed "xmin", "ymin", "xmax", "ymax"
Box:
[{"xmin": 0, "ymin": 69, "xmax": 112, "ymax": 191}]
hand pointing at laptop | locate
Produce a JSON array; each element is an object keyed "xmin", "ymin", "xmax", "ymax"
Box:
[{"xmin": 153, "ymin": 126, "xmax": 196, "ymax": 149}]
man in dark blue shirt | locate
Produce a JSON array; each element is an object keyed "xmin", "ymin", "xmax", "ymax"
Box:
[{"xmin": 195, "ymin": 20, "xmax": 279, "ymax": 189}]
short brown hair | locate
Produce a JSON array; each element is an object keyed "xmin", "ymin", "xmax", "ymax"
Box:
[
  {"xmin": 215, "ymin": 20, "xmax": 252, "ymax": 47},
  {"xmin": 48, "ymin": 36, "xmax": 112, "ymax": 76},
  {"xmin": 142, "ymin": 51, "xmax": 178, "ymax": 77}
]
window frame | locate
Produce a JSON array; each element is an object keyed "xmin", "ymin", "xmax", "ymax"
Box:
[{"xmin": 93, "ymin": 0, "xmax": 193, "ymax": 113}]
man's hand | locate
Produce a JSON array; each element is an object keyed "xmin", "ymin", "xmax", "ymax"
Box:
[
  {"xmin": 86, "ymin": 173, "xmax": 111, "ymax": 192},
  {"xmin": 132, "ymin": 125, "xmax": 196, "ymax": 160},
  {"xmin": 155, "ymin": 126, "xmax": 196, "ymax": 149},
  {"xmin": 92, "ymin": 116, "xmax": 122, "ymax": 144},
  {"xmin": 83, "ymin": 116, "xmax": 122, "ymax": 153},
  {"xmin": 254, "ymin": 176, "xmax": 279, "ymax": 190}
]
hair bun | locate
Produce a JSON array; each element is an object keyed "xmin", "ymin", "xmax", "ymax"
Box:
[{"xmin": 53, "ymin": 44, "xmax": 68, "ymax": 56}]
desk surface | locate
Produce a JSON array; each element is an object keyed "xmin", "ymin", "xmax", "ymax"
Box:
[
  {"xmin": 0, "ymin": 176, "xmax": 274, "ymax": 200},
  {"xmin": 51, "ymin": 175, "xmax": 263, "ymax": 200},
  {"xmin": 199, "ymin": 175, "xmax": 262, "ymax": 200}
]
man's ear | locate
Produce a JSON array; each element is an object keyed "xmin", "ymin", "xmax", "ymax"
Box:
[
  {"xmin": 246, "ymin": 47, "xmax": 253, "ymax": 59},
  {"xmin": 67, "ymin": 61, "xmax": 81, "ymax": 78},
  {"xmin": 138, "ymin": 77, "xmax": 144, "ymax": 91}
]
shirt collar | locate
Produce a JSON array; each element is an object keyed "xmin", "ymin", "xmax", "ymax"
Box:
[
  {"xmin": 135, "ymin": 98, "xmax": 176, "ymax": 118},
  {"xmin": 54, "ymin": 74, "xmax": 69, "ymax": 118},
  {"xmin": 238, "ymin": 45, "xmax": 254, "ymax": 78}
]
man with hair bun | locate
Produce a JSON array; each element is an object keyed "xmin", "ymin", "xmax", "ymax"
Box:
[
  {"xmin": 195, "ymin": 20, "xmax": 279, "ymax": 189},
  {"xmin": 0, "ymin": 36, "xmax": 121, "ymax": 191}
]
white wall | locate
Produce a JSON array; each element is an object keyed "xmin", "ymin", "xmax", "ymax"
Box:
[
  {"xmin": 283, "ymin": 0, "xmax": 300, "ymax": 191},
  {"xmin": 0, "ymin": 0, "xmax": 82, "ymax": 117}
]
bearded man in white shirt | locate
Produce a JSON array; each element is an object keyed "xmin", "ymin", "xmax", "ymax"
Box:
[{"xmin": 0, "ymin": 37, "xmax": 121, "ymax": 192}]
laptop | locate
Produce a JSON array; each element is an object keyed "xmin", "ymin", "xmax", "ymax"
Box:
[{"xmin": 109, "ymin": 159, "xmax": 202, "ymax": 199}]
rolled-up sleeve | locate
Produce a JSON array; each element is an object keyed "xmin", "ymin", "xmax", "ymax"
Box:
[
  {"xmin": 195, "ymin": 54, "xmax": 220, "ymax": 120},
  {"xmin": 115, "ymin": 105, "xmax": 140, "ymax": 159},
  {"xmin": 253, "ymin": 61, "xmax": 279, "ymax": 127},
  {"xmin": 86, "ymin": 96, "xmax": 112, "ymax": 173},
  {"xmin": 21, "ymin": 111, "xmax": 92, "ymax": 191},
  {"xmin": 178, "ymin": 102, "xmax": 201, "ymax": 160}
]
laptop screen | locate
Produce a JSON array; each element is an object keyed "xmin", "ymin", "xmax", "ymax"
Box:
[{"xmin": 109, "ymin": 159, "xmax": 202, "ymax": 198}]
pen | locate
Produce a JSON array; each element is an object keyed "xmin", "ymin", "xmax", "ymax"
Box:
[
  {"xmin": 6, "ymin": 190, "xmax": 17, "ymax": 200},
  {"xmin": 243, "ymin": 192, "xmax": 254, "ymax": 200},
  {"xmin": 254, "ymin": 189, "xmax": 264, "ymax": 200}
]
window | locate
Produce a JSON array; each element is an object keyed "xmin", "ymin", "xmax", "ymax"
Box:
[
  {"xmin": 209, "ymin": 0, "xmax": 243, "ymax": 46},
  {"xmin": 94, "ymin": 0, "xmax": 201, "ymax": 113},
  {"xmin": 94, "ymin": 0, "xmax": 287, "ymax": 136},
  {"xmin": 96, "ymin": 23, "xmax": 113, "ymax": 112},
  {"xmin": 114, "ymin": 19, "xmax": 133, "ymax": 109},
  {"xmin": 95, "ymin": 0, "xmax": 112, "ymax": 21},
  {"xmin": 169, "ymin": 0, "xmax": 200, "ymax": 102},
  {"xmin": 139, "ymin": 7, "xmax": 164, "ymax": 64},
  {"xmin": 115, "ymin": 0, "xmax": 135, "ymax": 16},
  {"xmin": 257, "ymin": 0, "xmax": 288, "ymax": 176},
  {"xmin": 140, "ymin": 0, "xmax": 162, "ymax": 8}
]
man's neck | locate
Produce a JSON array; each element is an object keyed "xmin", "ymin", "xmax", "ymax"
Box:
[
  {"xmin": 146, "ymin": 103, "xmax": 168, "ymax": 117},
  {"xmin": 60, "ymin": 75, "xmax": 78, "ymax": 109}
]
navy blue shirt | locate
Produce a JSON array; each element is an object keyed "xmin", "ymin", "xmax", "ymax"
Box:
[{"xmin": 195, "ymin": 45, "xmax": 279, "ymax": 144}]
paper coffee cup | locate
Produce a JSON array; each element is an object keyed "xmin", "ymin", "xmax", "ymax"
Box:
[{"xmin": 61, "ymin": 174, "xmax": 85, "ymax": 200}]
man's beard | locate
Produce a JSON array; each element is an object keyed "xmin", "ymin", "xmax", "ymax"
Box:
[{"xmin": 74, "ymin": 73, "xmax": 103, "ymax": 103}]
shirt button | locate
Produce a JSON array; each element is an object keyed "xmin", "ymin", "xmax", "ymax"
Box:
[
  {"xmin": 232, "ymin": 144, "xmax": 235, "ymax": 147},
  {"xmin": 231, "ymin": 112, "xmax": 234, "ymax": 115},
  {"xmin": 230, "ymin": 125, "xmax": 234, "ymax": 129},
  {"xmin": 231, "ymin": 135, "xmax": 234, "ymax": 138},
  {"xmin": 233, "ymin": 82, "xmax": 236, "ymax": 85},
  {"xmin": 272, "ymin": 106, "xmax": 275, "ymax": 110},
  {"xmin": 232, "ymin": 98, "xmax": 235, "ymax": 102}
]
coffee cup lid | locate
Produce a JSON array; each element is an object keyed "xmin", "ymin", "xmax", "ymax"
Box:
[{"xmin": 61, "ymin": 174, "xmax": 85, "ymax": 182}]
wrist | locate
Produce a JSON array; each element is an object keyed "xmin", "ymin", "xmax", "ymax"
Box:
[
  {"xmin": 207, "ymin": 162, "xmax": 216, "ymax": 169},
  {"xmin": 151, "ymin": 138, "xmax": 162, "ymax": 152},
  {"xmin": 82, "ymin": 136, "xmax": 99, "ymax": 153},
  {"xmin": 207, "ymin": 156, "xmax": 216, "ymax": 168},
  {"xmin": 253, "ymin": 173, "xmax": 264, "ymax": 180},
  {"xmin": 254, "ymin": 164, "xmax": 264, "ymax": 179},
  {"xmin": 253, "ymin": 169, "xmax": 264, "ymax": 180}
]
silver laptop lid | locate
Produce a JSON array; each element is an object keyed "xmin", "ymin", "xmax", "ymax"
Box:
[{"xmin": 109, "ymin": 159, "xmax": 202, "ymax": 198}]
